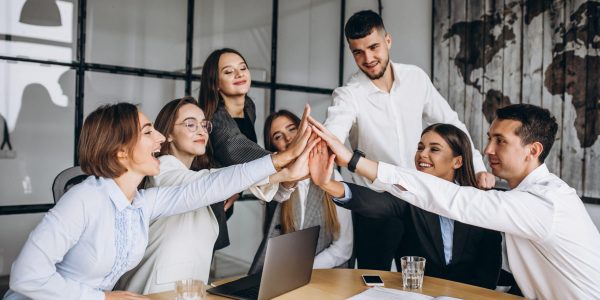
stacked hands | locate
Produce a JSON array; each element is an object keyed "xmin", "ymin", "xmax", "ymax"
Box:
[
  {"xmin": 270, "ymin": 104, "xmax": 496, "ymax": 191},
  {"xmin": 267, "ymin": 104, "xmax": 354, "ymax": 189}
]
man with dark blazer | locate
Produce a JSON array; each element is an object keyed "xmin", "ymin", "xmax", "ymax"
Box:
[{"xmin": 338, "ymin": 183, "xmax": 502, "ymax": 289}]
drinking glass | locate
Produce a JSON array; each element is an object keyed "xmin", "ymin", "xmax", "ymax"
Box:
[
  {"xmin": 401, "ymin": 256, "xmax": 426, "ymax": 289},
  {"xmin": 174, "ymin": 279, "xmax": 206, "ymax": 300}
]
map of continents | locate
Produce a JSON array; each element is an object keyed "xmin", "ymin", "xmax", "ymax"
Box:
[{"xmin": 443, "ymin": 0, "xmax": 599, "ymax": 148}]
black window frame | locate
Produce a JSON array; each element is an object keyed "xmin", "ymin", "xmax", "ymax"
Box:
[{"xmin": 0, "ymin": 0, "xmax": 351, "ymax": 215}]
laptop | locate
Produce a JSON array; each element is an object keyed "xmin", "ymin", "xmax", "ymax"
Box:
[{"xmin": 207, "ymin": 226, "xmax": 319, "ymax": 300}]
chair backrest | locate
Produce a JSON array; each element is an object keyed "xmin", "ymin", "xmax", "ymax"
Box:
[{"xmin": 52, "ymin": 166, "xmax": 88, "ymax": 203}]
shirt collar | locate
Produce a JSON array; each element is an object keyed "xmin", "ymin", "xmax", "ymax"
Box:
[
  {"xmin": 514, "ymin": 163, "xmax": 550, "ymax": 191},
  {"xmin": 104, "ymin": 177, "xmax": 130, "ymax": 212},
  {"xmin": 103, "ymin": 177, "xmax": 144, "ymax": 211},
  {"xmin": 356, "ymin": 60, "xmax": 397, "ymax": 95}
]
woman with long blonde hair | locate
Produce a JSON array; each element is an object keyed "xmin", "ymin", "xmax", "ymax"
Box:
[{"xmin": 249, "ymin": 110, "xmax": 353, "ymax": 273}]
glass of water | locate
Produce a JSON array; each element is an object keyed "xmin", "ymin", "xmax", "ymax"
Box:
[
  {"xmin": 400, "ymin": 256, "xmax": 426, "ymax": 289},
  {"xmin": 175, "ymin": 279, "xmax": 206, "ymax": 300}
]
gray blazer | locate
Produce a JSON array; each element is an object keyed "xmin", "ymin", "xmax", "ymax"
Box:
[
  {"xmin": 208, "ymin": 96, "xmax": 271, "ymax": 250},
  {"xmin": 210, "ymin": 96, "xmax": 270, "ymax": 166}
]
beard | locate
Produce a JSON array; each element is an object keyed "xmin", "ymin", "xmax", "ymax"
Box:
[{"xmin": 361, "ymin": 57, "xmax": 390, "ymax": 80}]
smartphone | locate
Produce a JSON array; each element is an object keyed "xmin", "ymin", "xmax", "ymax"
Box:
[{"xmin": 361, "ymin": 274, "xmax": 384, "ymax": 287}]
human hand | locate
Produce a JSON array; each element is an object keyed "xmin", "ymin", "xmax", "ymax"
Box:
[
  {"xmin": 224, "ymin": 193, "xmax": 239, "ymax": 211},
  {"xmin": 476, "ymin": 171, "xmax": 496, "ymax": 189},
  {"xmin": 307, "ymin": 115, "xmax": 352, "ymax": 167},
  {"xmin": 309, "ymin": 141, "xmax": 336, "ymax": 187},
  {"xmin": 279, "ymin": 133, "xmax": 321, "ymax": 182},
  {"xmin": 104, "ymin": 291, "xmax": 149, "ymax": 299}
]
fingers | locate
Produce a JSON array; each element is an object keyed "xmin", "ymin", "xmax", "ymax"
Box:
[
  {"xmin": 328, "ymin": 154, "xmax": 336, "ymax": 169},
  {"xmin": 298, "ymin": 104, "xmax": 311, "ymax": 135}
]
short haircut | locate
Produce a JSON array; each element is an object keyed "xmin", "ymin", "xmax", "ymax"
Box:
[
  {"xmin": 344, "ymin": 10, "xmax": 386, "ymax": 40},
  {"xmin": 79, "ymin": 102, "xmax": 140, "ymax": 178},
  {"xmin": 496, "ymin": 104, "xmax": 558, "ymax": 163}
]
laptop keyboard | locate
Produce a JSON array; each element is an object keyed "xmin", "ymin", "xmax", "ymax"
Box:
[{"xmin": 231, "ymin": 285, "xmax": 260, "ymax": 299}]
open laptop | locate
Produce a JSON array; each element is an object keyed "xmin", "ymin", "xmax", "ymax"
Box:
[{"xmin": 207, "ymin": 226, "xmax": 319, "ymax": 300}]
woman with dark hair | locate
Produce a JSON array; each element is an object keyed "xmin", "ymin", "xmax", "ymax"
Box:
[
  {"xmin": 309, "ymin": 123, "xmax": 502, "ymax": 289},
  {"xmin": 4, "ymin": 102, "xmax": 313, "ymax": 300},
  {"xmin": 115, "ymin": 98, "xmax": 308, "ymax": 294},
  {"xmin": 248, "ymin": 110, "xmax": 352, "ymax": 273},
  {"xmin": 199, "ymin": 48, "xmax": 305, "ymax": 250}
]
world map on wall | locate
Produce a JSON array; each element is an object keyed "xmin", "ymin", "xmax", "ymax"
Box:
[{"xmin": 443, "ymin": 0, "xmax": 600, "ymax": 148}]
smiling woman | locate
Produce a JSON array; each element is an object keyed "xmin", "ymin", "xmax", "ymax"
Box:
[{"xmin": 3, "ymin": 102, "xmax": 281, "ymax": 300}]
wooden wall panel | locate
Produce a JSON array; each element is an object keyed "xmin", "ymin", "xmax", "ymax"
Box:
[
  {"xmin": 583, "ymin": 1, "xmax": 600, "ymax": 198},
  {"xmin": 432, "ymin": 0, "xmax": 600, "ymax": 200},
  {"xmin": 448, "ymin": 0, "xmax": 468, "ymax": 120}
]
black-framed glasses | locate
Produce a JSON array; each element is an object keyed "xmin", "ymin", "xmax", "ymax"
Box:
[{"xmin": 177, "ymin": 119, "xmax": 213, "ymax": 134}]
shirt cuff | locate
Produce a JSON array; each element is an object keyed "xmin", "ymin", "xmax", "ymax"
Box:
[
  {"xmin": 332, "ymin": 182, "xmax": 353, "ymax": 204},
  {"xmin": 376, "ymin": 161, "xmax": 402, "ymax": 185}
]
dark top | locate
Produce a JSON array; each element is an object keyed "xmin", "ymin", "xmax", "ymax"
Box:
[
  {"xmin": 339, "ymin": 183, "xmax": 503, "ymax": 289},
  {"xmin": 208, "ymin": 96, "xmax": 270, "ymax": 250},
  {"xmin": 233, "ymin": 115, "xmax": 258, "ymax": 143}
]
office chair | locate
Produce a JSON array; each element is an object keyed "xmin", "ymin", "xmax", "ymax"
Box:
[{"xmin": 52, "ymin": 166, "xmax": 88, "ymax": 203}]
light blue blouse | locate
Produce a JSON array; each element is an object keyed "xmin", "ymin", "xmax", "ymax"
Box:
[{"xmin": 4, "ymin": 155, "xmax": 275, "ymax": 300}]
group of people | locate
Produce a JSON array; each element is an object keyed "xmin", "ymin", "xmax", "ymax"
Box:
[{"xmin": 4, "ymin": 10, "xmax": 600, "ymax": 300}]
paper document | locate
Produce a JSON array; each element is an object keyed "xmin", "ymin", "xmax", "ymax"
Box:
[{"xmin": 346, "ymin": 286, "xmax": 462, "ymax": 300}]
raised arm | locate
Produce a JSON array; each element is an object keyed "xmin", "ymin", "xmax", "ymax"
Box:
[
  {"xmin": 323, "ymin": 87, "xmax": 358, "ymax": 142},
  {"xmin": 375, "ymin": 162, "xmax": 553, "ymax": 241},
  {"xmin": 145, "ymin": 155, "xmax": 277, "ymax": 220}
]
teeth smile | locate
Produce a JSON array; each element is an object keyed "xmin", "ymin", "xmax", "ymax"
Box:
[{"xmin": 418, "ymin": 162, "xmax": 432, "ymax": 167}]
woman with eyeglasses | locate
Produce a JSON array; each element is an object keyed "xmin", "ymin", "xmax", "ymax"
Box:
[
  {"xmin": 115, "ymin": 97, "xmax": 314, "ymax": 294},
  {"xmin": 4, "ymin": 102, "xmax": 315, "ymax": 300}
]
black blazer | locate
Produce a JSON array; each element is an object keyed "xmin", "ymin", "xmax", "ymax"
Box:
[{"xmin": 340, "ymin": 183, "xmax": 502, "ymax": 289}]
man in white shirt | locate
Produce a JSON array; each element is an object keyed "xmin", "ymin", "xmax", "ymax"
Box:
[
  {"xmin": 311, "ymin": 104, "xmax": 600, "ymax": 299},
  {"xmin": 324, "ymin": 10, "xmax": 495, "ymax": 270}
]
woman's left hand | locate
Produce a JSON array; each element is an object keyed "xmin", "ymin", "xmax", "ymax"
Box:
[
  {"xmin": 280, "ymin": 133, "xmax": 321, "ymax": 182},
  {"xmin": 224, "ymin": 193, "xmax": 239, "ymax": 211}
]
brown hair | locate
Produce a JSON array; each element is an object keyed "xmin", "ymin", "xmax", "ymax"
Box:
[
  {"xmin": 154, "ymin": 96, "xmax": 216, "ymax": 170},
  {"xmin": 198, "ymin": 48, "xmax": 249, "ymax": 120},
  {"xmin": 421, "ymin": 123, "xmax": 478, "ymax": 187},
  {"xmin": 264, "ymin": 110, "xmax": 340, "ymax": 239},
  {"xmin": 79, "ymin": 102, "xmax": 140, "ymax": 178}
]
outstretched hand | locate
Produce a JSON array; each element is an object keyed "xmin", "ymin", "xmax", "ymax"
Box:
[
  {"xmin": 307, "ymin": 115, "xmax": 352, "ymax": 167},
  {"xmin": 284, "ymin": 105, "xmax": 312, "ymax": 156},
  {"xmin": 280, "ymin": 133, "xmax": 321, "ymax": 182},
  {"xmin": 309, "ymin": 141, "xmax": 336, "ymax": 187}
]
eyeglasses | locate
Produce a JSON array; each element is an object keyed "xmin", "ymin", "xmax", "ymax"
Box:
[{"xmin": 177, "ymin": 119, "xmax": 213, "ymax": 134}]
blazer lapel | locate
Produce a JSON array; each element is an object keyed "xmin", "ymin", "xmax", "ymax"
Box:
[
  {"xmin": 417, "ymin": 209, "xmax": 446, "ymax": 266},
  {"xmin": 450, "ymin": 221, "xmax": 471, "ymax": 265}
]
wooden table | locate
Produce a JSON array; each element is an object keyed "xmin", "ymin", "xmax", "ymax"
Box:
[{"xmin": 146, "ymin": 269, "xmax": 523, "ymax": 300}]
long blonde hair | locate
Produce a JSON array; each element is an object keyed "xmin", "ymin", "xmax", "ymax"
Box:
[{"xmin": 264, "ymin": 110, "xmax": 340, "ymax": 239}]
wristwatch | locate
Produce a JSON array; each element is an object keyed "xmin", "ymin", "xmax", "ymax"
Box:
[{"xmin": 348, "ymin": 149, "xmax": 365, "ymax": 173}]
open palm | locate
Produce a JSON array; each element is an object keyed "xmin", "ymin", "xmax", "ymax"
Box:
[{"xmin": 309, "ymin": 141, "xmax": 335, "ymax": 186}]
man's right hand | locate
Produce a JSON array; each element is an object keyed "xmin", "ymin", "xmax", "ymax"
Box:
[{"xmin": 307, "ymin": 115, "xmax": 352, "ymax": 167}]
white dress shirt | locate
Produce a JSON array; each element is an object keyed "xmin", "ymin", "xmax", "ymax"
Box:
[
  {"xmin": 4, "ymin": 155, "xmax": 276, "ymax": 300},
  {"xmin": 375, "ymin": 162, "xmax": 600, "ymax": 299},
  {"xmin": 324, "ymin": 62, "xmax": 486, "ymax": 188}
]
